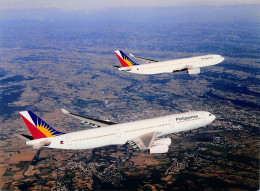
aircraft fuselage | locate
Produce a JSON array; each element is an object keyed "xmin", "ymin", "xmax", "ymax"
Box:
[
  {"xmin": 26, "ymin": 111, "xmax": 215, "ymax": 150},
  {"xmin": 118, "ymin": 54, "xmax": 224, "ymax": 74}
]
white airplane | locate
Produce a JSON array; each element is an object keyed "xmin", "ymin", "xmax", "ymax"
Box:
[
  {"xmin": 18, "ymin": 109, "xmax": 216, "ymax": 153},
  {"xmin": 115, "ymin": 50, "xmax": 224, "ymax": 74}
]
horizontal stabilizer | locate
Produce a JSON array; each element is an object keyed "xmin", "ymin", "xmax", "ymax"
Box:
[
  {"xmin": 113, "ymin": 65, "xmax": 120, "ymax": 68},
  {"xmin": 16, "ymin": 134, "xmax": 33, "ymax": 141}
]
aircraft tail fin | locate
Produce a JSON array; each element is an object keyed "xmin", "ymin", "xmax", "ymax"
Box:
[
  {"xmin": 19, "ymin": 111, "xmax": 65, "ymax": 140},
  {"xmin": 115, "ymin": 50, "xmax": 139, "ymax": 67}
]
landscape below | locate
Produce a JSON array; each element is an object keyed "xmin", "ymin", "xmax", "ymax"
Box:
[{"xmin": 0, "ymin": 6, "xmax": 259, "ymax": 190}]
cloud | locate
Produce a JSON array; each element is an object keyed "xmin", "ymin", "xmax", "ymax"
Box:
[{"xmin": 1, "ymin": 0, "xmax": 260, "ymax": 11}]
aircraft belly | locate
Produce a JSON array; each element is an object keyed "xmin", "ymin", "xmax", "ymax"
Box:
[
  {"xmin": 135, "ymin": 67, "xmax": 173, "ymax": 74},
  {"xmin": 53, "ymin": 136, "xmax": 125, "ymax": 150}
]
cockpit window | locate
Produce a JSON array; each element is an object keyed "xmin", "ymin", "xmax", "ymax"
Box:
[{"xmin": 209, "ymin": 114, "xmax": 212, "ymax": 116}]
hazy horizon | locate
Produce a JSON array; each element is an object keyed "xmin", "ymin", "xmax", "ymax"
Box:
[
  {"xmin": 0, "ymin": 5, "xmax": 259, "ymax": 22},
  {"xmin": 1, "ymin": 0, "xmax": 260, "ymax": 11}
]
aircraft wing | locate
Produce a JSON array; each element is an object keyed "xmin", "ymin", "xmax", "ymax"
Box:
[
  {"xmin": 129, "ymin": 132, "xmax": 158, "ymax": 150},
  {"xmin": 130, "ymin": 53, "xmax": 158, "ymax": 63},
  {"xmin": 61, "ymin": 108, "xmax": 117, "ymax": 127}
]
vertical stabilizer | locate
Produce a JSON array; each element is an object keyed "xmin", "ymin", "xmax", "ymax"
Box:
[
  {"xmin": 19, "ymin": 111, "xmax": 65, "ymax": 139},
  {"xmin": 115, "ymin": 50, "xmax": 139, "ymax": 67}
]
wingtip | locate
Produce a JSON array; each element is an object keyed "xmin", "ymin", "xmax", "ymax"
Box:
[{"xmin": 61, "ymin": 108, "xmax": 69, "ymax": 114}]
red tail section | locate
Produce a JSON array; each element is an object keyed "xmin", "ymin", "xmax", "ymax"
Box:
[
  {"xmin": 115, "ymin": 50, "xmax": 139, "ymax": 67},
  {"xmin": 20, "ymin": 111, "xmax": 65, "ymax": 140}
]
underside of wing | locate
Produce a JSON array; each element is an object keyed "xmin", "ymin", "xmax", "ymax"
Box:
[
  {"xmin": 61, "ymin": 108, "xmax": 117, "ymax": 127},
  {"xmin": 130, "ymin": 53, "xmax": 158, "ymax": 63},
  {"xmin": 130, "ymin": 132, "xmax": 157, "ymax": 150},
  {"xmin": 128, "ymin": 132, "xmax": 172, "ymax": 154},
  {"xmin": 172, "ymin": 66, "xmax": 201, "ymax": 74}
]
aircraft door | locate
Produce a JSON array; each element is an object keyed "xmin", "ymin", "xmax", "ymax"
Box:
[
  {"xmin": 169, "ymin": 119, "xmax": 175, "ymax": 129},
  {"xmin": 115, "ymin": 129, "xmax": 121, "ymax": 137},
  {"xmin": 66, "ymin": 137, "xmax": 72, "ymax": 145},
  {"xmin": 201, "ymin": 112, "xmax": 206, "ymax": 123}
]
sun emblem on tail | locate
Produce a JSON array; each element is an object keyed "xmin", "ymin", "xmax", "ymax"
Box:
[{"xmin": 36, "ymin": 118, "xmax": 56, "ymax": 137}]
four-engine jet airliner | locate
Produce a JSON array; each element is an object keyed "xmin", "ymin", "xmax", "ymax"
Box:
[
  {"xmin": 18, "ymin": 109, "xmax": 216, "ymax": 153},
  {"xmin": 115, "ymin": 50, "xmax": 224, "ymax": 74}
]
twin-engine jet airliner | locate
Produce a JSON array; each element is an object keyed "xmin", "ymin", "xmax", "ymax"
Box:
[
  {"xmin": 18, "ymin": 109, "xmax": 216, "ymax": 153},
  {"xmin": 115, "ymin": 50, "xmax": 224, "ymax": 75}
]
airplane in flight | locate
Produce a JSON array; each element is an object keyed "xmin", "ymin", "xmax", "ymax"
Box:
[
  {"xmin": 115, "ymin": 50, "xmax": 224, "ymax": 75},
  {"xmin": 18, "ymin": 109, "xmax": 216, "ymax": 153}
]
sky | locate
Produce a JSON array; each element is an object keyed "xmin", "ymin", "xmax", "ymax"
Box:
[{"xmin": 1, "ymin": 0, "xmax": 260, "ymax": 11}]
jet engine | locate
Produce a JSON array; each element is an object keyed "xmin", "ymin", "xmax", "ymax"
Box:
[
  {"xmin": 187, "ymin": 68, "xmax": 200, "ymax": 74},
  {"xmin": 153, "ymin": 138, "xmax": 171, "ymax": 146},
  {"xmin": 149, "ymin": 144, "xmax": 169, "ymax": 154},
  {"xmin": 149, "ymin": 138, "xmax": 172, "ymax": 154}
]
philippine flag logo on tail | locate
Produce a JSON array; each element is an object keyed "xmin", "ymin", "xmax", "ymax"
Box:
[
  {"xmin": 115, "ymin": 50, "xmax": 139, "ymax": 67},
  {"xmin": 20, "ymin": 111, "xmax": 65, "ymax": 140},
  {"xmin": 60, "ymin": 141, "xmax": 64, "ymax": 144}
]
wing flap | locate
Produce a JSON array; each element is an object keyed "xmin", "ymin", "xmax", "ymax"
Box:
[
  {"xmin": 130, "ymin": 53, "xmax": 158, "ymax": 63},
  {"xmin": 61, "ymin": 108, "xmax": 117, "ymax": 127}
]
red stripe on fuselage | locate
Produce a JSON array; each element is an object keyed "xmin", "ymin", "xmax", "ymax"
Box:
[
  {"xmin": 20, "ymin": 114, "xmax": 47, "ymax": 139},
  {"xmin": 115, "ymin": 53, "xmax": 129, "ymax": 67}
]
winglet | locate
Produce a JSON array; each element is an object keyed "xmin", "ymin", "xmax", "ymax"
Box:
[
  {"xmin": 61, "ymin": 108, "xmax": 69, "ymax": 114},
  {"xmin": 115, "ymin": 50, "xmax": 139, "ymax": 67}
]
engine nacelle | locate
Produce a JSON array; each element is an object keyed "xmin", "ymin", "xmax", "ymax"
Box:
[
  {"xmin": 153, "ymin": 138, "xmax": 171, "ymax": 146},
  {"xmin": 188, "ymin": 68, "xmax": 200, "ymax": 74},
  {"xmin": 149, "ymin": 144, "xmax": 169, "ymax": 154}
]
